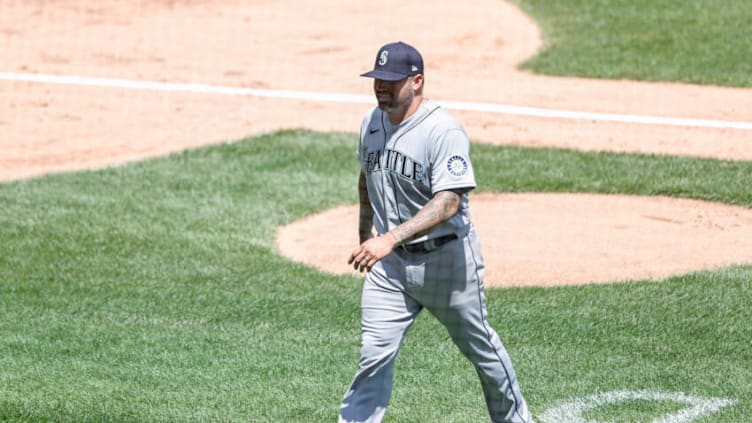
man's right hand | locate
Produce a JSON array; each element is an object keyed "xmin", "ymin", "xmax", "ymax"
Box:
[{"xmin": 348, "ymin": 233, "xmax": 398, "ymax": 273}]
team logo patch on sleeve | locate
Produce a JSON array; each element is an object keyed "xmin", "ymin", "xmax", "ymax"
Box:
[{"xmin": 447, "ymin": 155, "xmax": 468, "ymax": 177}]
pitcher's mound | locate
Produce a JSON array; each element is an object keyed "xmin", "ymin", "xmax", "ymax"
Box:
[{"xmin": 276, "ymin": 193, "xmax": 752, "ymax": 287}]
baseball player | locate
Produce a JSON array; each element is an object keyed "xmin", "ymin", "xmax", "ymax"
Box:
[{"xmin": 339, "ymin": 41, "xmax": 534, "ymax": 423}]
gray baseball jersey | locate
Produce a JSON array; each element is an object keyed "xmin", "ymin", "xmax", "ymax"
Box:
[{"xmin": 357, "ymin": 100, "xmax": 475, "ymax": 243}]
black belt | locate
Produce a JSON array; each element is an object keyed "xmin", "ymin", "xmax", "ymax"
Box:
[{"xmin": 401, "ymin": 234, "xmax": 458, "ymax": 254}]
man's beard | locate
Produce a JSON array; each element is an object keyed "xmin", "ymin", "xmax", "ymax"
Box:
[{"xmin": 378, "ymin": 91, "xmax": 414, "ymax": 114}]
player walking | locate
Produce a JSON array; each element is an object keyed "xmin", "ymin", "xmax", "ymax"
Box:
[{"xmin": 339, "ymin": 41, "xmax": 534, "ymax": 423}]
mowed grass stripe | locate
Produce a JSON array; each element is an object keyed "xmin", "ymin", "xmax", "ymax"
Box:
[{"xmin": 514, "ymin": 0, "xmax": 752, "ymax": 87}]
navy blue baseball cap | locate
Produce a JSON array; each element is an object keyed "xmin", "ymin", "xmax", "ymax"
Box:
[{"xmin": 361, "ymin": 41, "xmax": 424, "ymax": 81}]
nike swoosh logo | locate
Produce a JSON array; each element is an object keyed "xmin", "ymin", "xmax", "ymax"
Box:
[{"xmin": 369, "ymin": 127, "xmax": 380, "ymax": 134}]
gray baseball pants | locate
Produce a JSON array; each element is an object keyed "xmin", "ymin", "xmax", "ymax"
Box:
[{"xmin": 339, "ymin": 226, "xmax": 533, "ymax": 423}]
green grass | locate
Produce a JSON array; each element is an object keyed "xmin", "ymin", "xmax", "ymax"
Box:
[
  {"xmin": 1, "ymin": 130, "xmax": 751, "ymax": 422},
  {"xmin": 513, "ymin": 0, "xmax": 752, "ymax": 86},
  {"xmin": 472, "ymin": 143, "xmax": 752, "ymax": 205}
]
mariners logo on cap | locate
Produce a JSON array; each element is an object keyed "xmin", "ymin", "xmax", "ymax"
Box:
[
  {"xmin": 447, "ymin": 155, "xmax": 468, "ymax": 177},
  {"xmin": 378, "ymin": 50, "xmax": 389, "ymax": 66}
]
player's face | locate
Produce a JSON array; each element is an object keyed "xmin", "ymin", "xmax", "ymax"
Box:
[{"xmin": 374, "ymin": 77, "xmax": 415, "ymax": 114}]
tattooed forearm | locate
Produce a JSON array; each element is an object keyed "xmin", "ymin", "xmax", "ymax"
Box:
[
  {"xmin": 388, "ymin": 189, "xmax": 461, "ymax": 245},
  {"xmin": 358, "ymin": 171, "xmax": 375, "ymax": 241}
]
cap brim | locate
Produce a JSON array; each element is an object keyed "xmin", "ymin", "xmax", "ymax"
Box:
[{"xmin": 360, "ymin": 70, "xmax": 409, "ymax": 81}]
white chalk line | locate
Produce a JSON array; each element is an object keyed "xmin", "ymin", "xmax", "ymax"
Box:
[
  {"xmin": 3, "ymin": 72, "xmax": 752, "ymax": 130},
  {"xmin": 538, "ymin": 390, "xmax": 737, "ymax": 423}
]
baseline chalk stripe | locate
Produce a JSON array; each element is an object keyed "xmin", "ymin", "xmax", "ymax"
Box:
[
  {"xmin": 438, "ymin": 100, "xmax": 752, "ymax": 130},
  {"xmin": 538, "ymin": 390, "xmax": 737, "ymax": 423},
  {"xmin": 0, "ymin": 72, "xmax": 373, "ymax": 104},
  {"xmin": 3, "ymin": 72, "xmax": 752, "ymax": 130}
]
